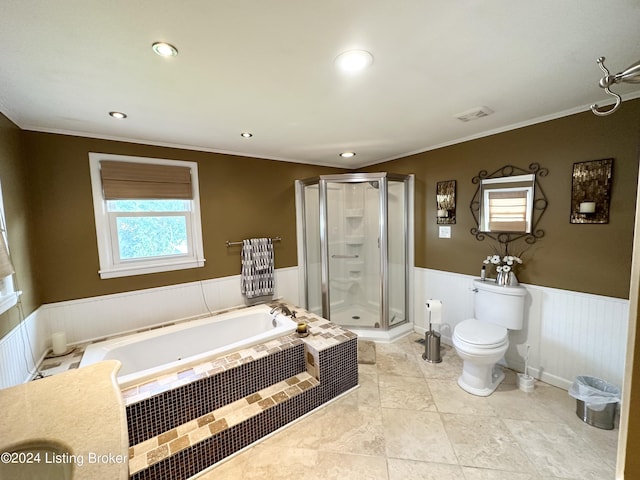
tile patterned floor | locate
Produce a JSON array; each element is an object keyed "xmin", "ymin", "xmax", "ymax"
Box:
[{"xmin": 197, "ymin": 333, "xmax": 619, "ymax": 480}]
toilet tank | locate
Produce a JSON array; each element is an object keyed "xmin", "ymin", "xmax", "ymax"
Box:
[{"xmin": 473, "ymin": 279, "xmax": 526, "ymax": 330}]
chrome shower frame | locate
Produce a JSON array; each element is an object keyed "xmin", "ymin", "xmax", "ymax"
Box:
[{"xmin": 295, "ymin": 172, "xmax": 414, "ymax": 338}]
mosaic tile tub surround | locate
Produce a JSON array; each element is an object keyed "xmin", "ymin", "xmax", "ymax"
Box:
[{"xmin": 125, "ymin": 307, "xmax": 358, "ymax": 479}]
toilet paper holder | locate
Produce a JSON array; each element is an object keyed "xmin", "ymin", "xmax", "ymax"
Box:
[{"xmin": 422, "ymin": 300, "xmax": 442, "ymax": 364}]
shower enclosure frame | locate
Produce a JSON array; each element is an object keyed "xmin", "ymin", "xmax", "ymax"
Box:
[{"xmin": 295, "ymin": 172, "xmax": 414, "ymax": 341}]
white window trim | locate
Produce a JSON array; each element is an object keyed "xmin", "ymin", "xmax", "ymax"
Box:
[
  {"xmin": 89, "ymin": 153, "xmax": 206, "ymax": 279},
  {"xmin": 0, "ymin": 181, "xmax": 20, "ymax": 315},
  {"xmin": 481, "ymin": 186, "xmax": 534, "ymax": 231}
]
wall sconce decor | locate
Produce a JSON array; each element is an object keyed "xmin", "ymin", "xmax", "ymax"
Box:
[
  {"xmin": 570, "ymin": 158, "xmax": 613, "ymax": 224},
  {"xmin": 436, "ymin": 180, "xmax": 456, "ymax": 224}
]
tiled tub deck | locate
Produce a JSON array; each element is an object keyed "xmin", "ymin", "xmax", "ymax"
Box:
[{"xmin": 37, "ymin": 304, "xmax": 359, "ymax": 479}]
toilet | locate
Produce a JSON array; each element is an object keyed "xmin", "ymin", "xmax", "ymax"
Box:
[{"xmin": 452, "ymin": 279, "xmax": 526, "ymax": 396}]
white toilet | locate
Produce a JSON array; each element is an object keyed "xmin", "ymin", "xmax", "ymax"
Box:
[{"xmin": 452, "ymin": 279, "xmax": 526, "ymax": 396}]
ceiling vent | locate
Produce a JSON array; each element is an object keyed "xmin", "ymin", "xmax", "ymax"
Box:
[{"xmin": 453, "ymin": 106, "xmax": 494, "ymax": 122}]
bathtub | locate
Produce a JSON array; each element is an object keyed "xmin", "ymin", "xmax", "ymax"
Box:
[{"xmin": 79, "ymin": 304, "xmax": 297, "ymax": 387}]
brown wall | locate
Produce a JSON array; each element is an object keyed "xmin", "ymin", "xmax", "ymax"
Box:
[
  {"xmin": 23, "ymin": 132, "xmax": 345, "ymax": 303},
  {"xmin": 364, "ymin": 98, "xmax": 640, "ymax": 299},
  {"xmin": 0, "ymin": 114, "xmax": 38, "ymax": 337}
]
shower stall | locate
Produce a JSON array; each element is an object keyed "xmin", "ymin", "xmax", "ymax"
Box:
[{"xmin": 295, "ymin": 173, "xmax": 414, "ymax": 342}]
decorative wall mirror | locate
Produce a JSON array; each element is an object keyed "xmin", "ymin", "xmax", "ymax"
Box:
[
  {"xmin": 470, "ymin": 163, "xmax": 548, "ymax": 245},
  {"xmin": 436, "ymin": 180, "xmax": 456, "ymax": 224}
]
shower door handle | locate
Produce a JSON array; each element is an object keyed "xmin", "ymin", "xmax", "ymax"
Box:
[{"xmin": 331, "ymin": 254, "xmax": 359, "ymax": 259}]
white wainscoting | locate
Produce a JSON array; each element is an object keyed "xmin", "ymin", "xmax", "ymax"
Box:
[
  {"xmin": 0, "ymin": 308, "xmax": 47, "ymax": 389},
  {"xmin": 1, "ymin": 266, "xmax": 629, "ymax": 392},
  {"xmin": 414, "ymin": 268, "xmax": 629, "ymax": 390},
  {"xmin": 0, "ymin": 267, "xmax": 299, "ymax": 389}
]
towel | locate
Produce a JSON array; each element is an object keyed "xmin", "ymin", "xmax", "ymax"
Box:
[{"xmin": 241, "ymin": 238, "xmax": 274, "ymax": 298}]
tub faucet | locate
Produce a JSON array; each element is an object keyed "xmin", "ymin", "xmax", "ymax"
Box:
[{"xmin": 270, "ymin": 303, "xmax": 296, "ymax": 318}]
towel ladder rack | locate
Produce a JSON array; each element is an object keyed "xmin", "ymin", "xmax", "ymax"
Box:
[{"xmin": 225, "ymin": 236, "xmax": 282, "ymax": 247}]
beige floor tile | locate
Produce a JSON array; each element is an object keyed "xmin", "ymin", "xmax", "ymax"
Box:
[
  {"xmin": 339, "ymin": 372, "xmax": 381, "ymax": 408},
  {"xmin": 387, "ymin": 458, "xmax": 465, "ymax": 479},
  {"xmin": 206, "ymin": 444, "xmax": 389, "ymax": 480},
  {"xmin": 379, "ymin": 373, "xmax": 436, "ymax": 411},
  {"xmin": 191, "ymin": 335, "xmax": 618, "ymax": 480},
  {"xmin": 382, "ymin": 408, "xmax": 457, "ymax": 464},
  {"xmin": 487, "ymin": 383, "xmax": 566, "ymax": 423},
  {"xmin": 442, "ymin": 413, "xmax": 537, "ymax": 474},
  {"xmin": 428, "ymin": 378, "xmax": 497, "ymax": 416},
  {"xmin": 503, "ymin": 418, "xmax": 616, "ymax": 479},
  {"xmin": 376, "ymin": 342, "xmax": 425, "ymax": 378},
  {"xmin": 461, "ymin": 466, "xmax": 543, "ymax": 479},
  {"xmin": 266, "ymin": 400, "xmax": 386, "ymax": 457}
]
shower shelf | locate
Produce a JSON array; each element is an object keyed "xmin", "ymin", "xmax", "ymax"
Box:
[{"xmin": 345, "ymin": 208, "xmax": 364, "ymax": 218}]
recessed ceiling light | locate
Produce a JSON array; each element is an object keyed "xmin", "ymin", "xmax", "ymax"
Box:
[
  {"xmin": 335, "ymin": 50, "xmax": 373, "ymax": 73},
  {"xmin": 109, "ymin": 111, "xmax": 127, "ymax": 119},
  {"xmin": 240, "ymin": 132, "xmax": 253, "ymax": 138},
  {"xmin": 340, "ymin": 151, "xmax": 356, "ymax": 158},
  {"xmin": 152, "ymin": 42, "xmax": 178, "ymax": 57}
]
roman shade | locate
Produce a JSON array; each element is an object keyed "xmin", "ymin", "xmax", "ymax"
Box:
[
  {"xmin": 487, "ymin": 190, "xmax": 528, "ymax": 232},
  {"xmin": 100, "ymin": 160, "xmax": 193, "ymax": 200}
]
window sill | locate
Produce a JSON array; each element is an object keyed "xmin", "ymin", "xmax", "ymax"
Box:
[
  {"xmin": 99, "ymin": 259, "xmax": 206, "ymax": 279},
  {"xmin": 0, "ymin": 291, "xmax": 21, "ymax": 316}
]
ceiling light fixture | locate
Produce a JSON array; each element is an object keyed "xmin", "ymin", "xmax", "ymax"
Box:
[
  {"xmin": 108, "ymin": 111, "xmax": 127, "ymax": 119},
  {"xmin": 240, "ymin": 132, "xmax": 253, "ymax": 138},
  {"xmin": 339, "ymin": 151, "xmax": 356, "ymax": 158},
  {"xmin": 335, "ymin": 50, "xmax": 373, "ymax": 73},
  {"xmin": 152, "ymin": 42, "xmax": 178, "ymax": 57}
]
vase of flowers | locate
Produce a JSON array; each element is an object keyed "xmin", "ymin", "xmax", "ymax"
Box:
[{"xmin": 483, "ymin": 251, "xmax": 523, "ymax": 286}]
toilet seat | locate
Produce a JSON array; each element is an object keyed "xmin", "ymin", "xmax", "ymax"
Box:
[{"xmin": 453, "ymin": 318, "xmax": 507, "ymax": 348}]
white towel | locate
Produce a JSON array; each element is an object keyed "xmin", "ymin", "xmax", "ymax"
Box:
[{"xmin": 241, "ymin": 238, "xmax": 274, "ymax": 298}]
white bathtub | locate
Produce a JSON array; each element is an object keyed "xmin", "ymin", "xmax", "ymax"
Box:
[{"xmin": 79, "ymin": 304, "xmax": 297, "ymax": 387}]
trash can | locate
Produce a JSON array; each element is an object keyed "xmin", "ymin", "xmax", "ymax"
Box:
[
  {"xmin": 568, "ymin": 376, "xmax": 621, "ymax": 430},
  {"xmin": 422, "ymin": 330, "xmax": 442, "ymax": 363}
]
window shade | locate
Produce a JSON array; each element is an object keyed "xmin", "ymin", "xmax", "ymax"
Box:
[
  {"xmin": 487, "ymin": 190, "xmax": 527, "ymax": 232},
  {"xmin": 100, "ymin": 161, "xmax": 193, "ymax": 200}
]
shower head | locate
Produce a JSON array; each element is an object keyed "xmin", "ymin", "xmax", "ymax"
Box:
[{"xmin": 368, "ymin": 181, "xmax": 379, "ymax": 189}]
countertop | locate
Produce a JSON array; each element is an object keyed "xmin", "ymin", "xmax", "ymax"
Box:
[{"xmin": 0, "ymin": 360, "xmax": 129, "ymax": 479}]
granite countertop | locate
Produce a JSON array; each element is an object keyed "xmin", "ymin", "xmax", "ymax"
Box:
[{"xmin": 0, "ymin": 360, "xmax": 129, "ymax": 479}]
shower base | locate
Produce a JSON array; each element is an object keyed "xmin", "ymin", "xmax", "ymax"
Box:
[{"xmin": 330, "ymin": 304, "xmax": 412, "ymax": 343}]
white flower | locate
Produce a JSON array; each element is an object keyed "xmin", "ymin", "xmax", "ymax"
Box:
[{"xmin": 502, "ymin": 265, "xmax": 511, "ymax": 272}]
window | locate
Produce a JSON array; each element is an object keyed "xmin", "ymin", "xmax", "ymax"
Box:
[
  {"xmin": 479, "ymin": 174, "xmax": 535, "ymax": 234},
  {"xmin": 485, "ymin": 189, "xmax": 530, "ymax": 232},
  {"xmin": 0, "ymin": 180, "xmax": 19, "ymax": 315},
  {"xmin": 89, "ymin": 153, "xmax": 205, "ymax": 279}
]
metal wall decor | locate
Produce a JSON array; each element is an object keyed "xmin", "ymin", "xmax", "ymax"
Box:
[
  {"xmin": 570, "ymin": 158, "xmax": 613, "ymax": 224},
  {"xmin": 470, "ymin": 163, "xmax": 549, "ymax": 245},
  {"xmin": 436, "ymin": 180, "xmax": 456, "ymax": 224}
]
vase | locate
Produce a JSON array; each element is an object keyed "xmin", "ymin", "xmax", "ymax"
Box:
[{"xmin": 496, "ymin": 271, "xmax": 519, "ymax": 286}]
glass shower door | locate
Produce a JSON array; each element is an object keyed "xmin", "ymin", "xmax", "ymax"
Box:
[
  {"xmin": 387, "ymin": 178, "xmax": 407, "ymax": 326},
  {"xmin": 323, "ymin": 179, "xmax": 382, "ymax": 329}
]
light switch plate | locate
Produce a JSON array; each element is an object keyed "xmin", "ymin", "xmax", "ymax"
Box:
[{"xmin": 438, "ymin": 226, "xmax": 451, "ymax": 238}]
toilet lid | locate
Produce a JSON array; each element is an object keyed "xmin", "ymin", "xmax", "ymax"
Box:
[{"xmin": 454, "ymin": 319, "xmax": 507, "ymax": 347}]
